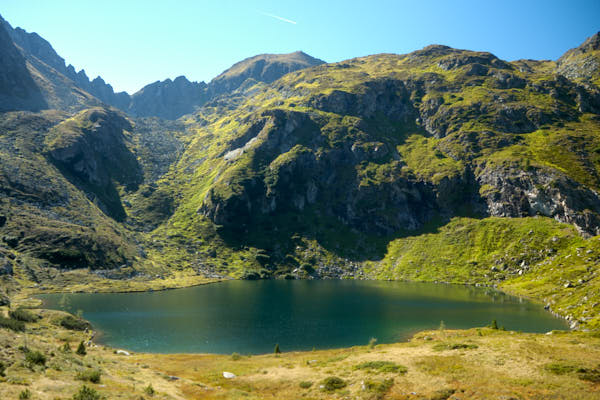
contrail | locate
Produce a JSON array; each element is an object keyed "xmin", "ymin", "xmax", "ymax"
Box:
[{"xmin": 259, "ymin": 11, "xmax": 297, "ymax": 25}]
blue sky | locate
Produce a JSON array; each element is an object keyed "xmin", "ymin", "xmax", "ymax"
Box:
[{"xmin": 2, "ymin": 0, "xmax": 599, "ymax": 94}]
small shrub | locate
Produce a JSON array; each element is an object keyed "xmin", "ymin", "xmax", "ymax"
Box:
[
  {"xmin": 577, "ymin": 365, "xmax": 600, "ymax": 383},
  {"xmin": 431, "ymin": 388, "xmax": 456, "ymax": 400},
  {"xmin": 60, "ymin": 315, "xmax": 90, "ymax": 331},
  {"xmin": 19, "ymin": 389, "xmax": 31, "ymax": 400},
  {"xmin": 231, "ymin": 352, "xmax": 241, "ymax": 361},
  {"xmin": 76, "ymin": 369, "xmax": 101, "ymax": 383},
  {"xmin": 368, "ymin": 337, "xmax": 378, "ymax": 349},
  {"xmin": 76, "ymin": 341, "xmax": 87, "ymax": 356},
  {"xmin": 25, "ymin": 349, "xmax": 47, "ymax": 366},
  {"xmin": 144, "ymin": 384, "xmax": 155, "ymax": 396},
  {"xmin": 0, "ymin": 360, "xmax": 6, "ymax": 377},
  {"xmin": 354, "ymin": 361, "xmax": 408, "ymax": 374},
  {"xmin": 274, "ymin": 343, "xmax": 281, "ymax": 354},
  {"xmin": 433, "ymin": 343, "xmax": 479, "ymax": 351},
  {"xmin": 61, "ymin": 342, "xmax": 72, "ymax": 352},
  {"xmin": 299, "ymin": 381, "xmax": 313, "ymax": 389},
  {"xmin": 364, "ymin": 378, "xmax": 394, "ymax": 394},
  {"xmin": 73, "ymin": 385, "xmax": 101, "ymax": 400},
  {"xmin": 9, "ymin": 309, "xmax": 39, "ymax": 322},
  {"xmin": 489, "ymin": 319, "xmax": 498, "ymax": 330},
  {"xmin": 0, "ymin": 315, "xmax": 25, "ymax": 332},
  {"xmin": 321, "ymin": 376, "xmax": 346, "ymax": 391},
  {"xmin": 544, "ymin": 363, "xmax": 577, "ymax": 375}
]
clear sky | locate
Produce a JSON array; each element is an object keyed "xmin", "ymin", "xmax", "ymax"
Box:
[{"xmin": 2, "ymin": 0, "xmax": 598, "ymax": 94}]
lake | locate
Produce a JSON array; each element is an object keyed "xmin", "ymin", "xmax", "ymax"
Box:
[{"xmin": 39, "ymin": 280, "xmax": 567, "ymax": 354}]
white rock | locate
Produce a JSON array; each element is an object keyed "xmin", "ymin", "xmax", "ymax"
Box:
[
  {"xmin": 116, "ymin": 349, "xmax": 130, "ymax": 356},
  {"xmin": 223, "ymin": 371, "xmax": 236, "ymax": 379}
]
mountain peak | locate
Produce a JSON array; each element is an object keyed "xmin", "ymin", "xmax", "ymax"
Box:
[
  {"xmin": 209, "ymin": 51, "xmax": 325, "ymax": 96},
  {"xmin": 557, "ymin": 32, "xmax": 600, "ymax": 83},
  {"xmin": 564, "ymin": 32, "xmax": 600, "ymax": 57}
]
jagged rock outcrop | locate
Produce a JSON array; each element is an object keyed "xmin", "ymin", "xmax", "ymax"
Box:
[
  {"xmin": 197, "ymin": 35, "xmax": 600, "ymax": 244},
  {"xmin": 0, "ymin": 15, "xmax": 130, "ymax": 110},
  {"xmin": 477, "ymin": 164, "xmax": 600, "ymax": 236},
  {"xmin": 129, "ymin": 52, "xmax": 325, "ymax": 119},
  {"xmin": 129, "ymin": 76, "xmax": 208, "ymax": 119},
  {"xmin": 557, "ymin": 32, "xmax": 600, "ymax": 82},
  {"xmin": 0, "ymin": 20, "xmax": 46, "ymax": 111},
  {"xmin": 46, "ymin": 107, "xmax": 142, "ymax": 221}
]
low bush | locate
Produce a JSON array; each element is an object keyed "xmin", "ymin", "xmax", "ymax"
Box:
[
  {"xmin": 299, "ymin": 381, "xmax": 313, "ymax": 389},
  {"xmin": 60, "ymin": 315, "xmax": 90, "ymax": 331},
  {"xmin": 544, "ymin": 363, "xmax": 578, "ymax": 375},
  {"xmin": 76, "ymin": 369, "xmax": 101, "ymax": 383},
  {"xmin": 431, "ymin": 388, "xmax": 457, "ymax": 400},
  {"xmin": 433, "ymin": 343, "xmax": 479, "ymax": 351},
  {"xmin": 144, "ymin": 384, "xmax": 155, "ymax": 396},
  {"xmin": 364, "ymin": 378, "xmax": 394, "ymax": 394},
  {"xmin": 73, "ymin": 385, "xmax": 101, "ymax": 400},
  {"xmin": 0, "ymin": 360, "xmax": 6, "ymax": 377},
  {"xmin": 368, "ymin": 337, "xmax": 378, "ymax": 349},
  {"xmin": 577, "ymin": 365, "xmax": 600, "ymax": 383},
  {"xmin": 231, "ymin": 352, "xmax": 241, "ymax": 361},
  {"xmin": 19, "ymin": 389, "xmax": 31, "ymax": 400},
  {"xmin": 9, "ymin": 308, "xmax": 39, "ymax": 322},
  {"xmin": 321, "ymin": 376, "xmax": 347, "ymax": 391},
  {"xmin": 354, "ymin": 360, "xmax": 408, "ymax": 374},
  {"xmin": 0, "ymin": 315, "xmax": 25, "ymax": 332},
  {"xmin": 25, "ymin": 349, "xmax": 46, "ymax": 366}
]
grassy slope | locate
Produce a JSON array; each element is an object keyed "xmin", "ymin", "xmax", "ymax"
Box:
[{"xmin": 365, "ymin": 217, "xmax": 600, "ymax": 330}]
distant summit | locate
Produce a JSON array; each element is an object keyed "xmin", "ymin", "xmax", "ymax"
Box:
[
  {"xmin": 129, "ymin": 51, "xmax": 325, "ymax": 119},
  {"xmin": 0, "ymin": 16, "xmax": 46, "ymax": 111},
  {"xmin": 0, "ymin": 14, "xmax": 325, "ymax": 119},
  {"xmin": 208, "ymin": 51, "xmax": 325, "ymax": 96},
  {"xmin": 557, "ymin": 31, "xmax": 600, "ymax": 84}
]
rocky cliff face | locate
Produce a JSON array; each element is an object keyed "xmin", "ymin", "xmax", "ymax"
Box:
[
  {"xmin": 557, "ymin": 32, "xmax": 600, "ymax": 83},
  {"xmin": 194, "ymin": 40, "xmax": 600, "ymax": 248},
  {"xmin": 1, "ymin": 15, "xmax": 130, "ymax": 111},
  {"xmin": 477, "ymin": 163, "xmax": 600, "ymax": 236},
  {"xmin": 46, "ymin": 108, "xmax": 142, "ymax": 221},
  {"xmin": 128, "ymin": 52, "xmax": 325, "ymax": 119},
  {"xmin": 129, "ymin": 76, "xmax": 208, "ymax": 119},
  {"xmin": 0, "ymin": 21, "xmax": 46, "ymax": 111}
]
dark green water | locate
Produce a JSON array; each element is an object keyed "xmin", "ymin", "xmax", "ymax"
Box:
[{"xmin": 39, "ymin": 280, "xmax": 567, "ymax": 354}]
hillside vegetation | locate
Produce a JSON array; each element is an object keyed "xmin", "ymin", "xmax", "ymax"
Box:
[{"xmin": 0, "ymin": 13, "xmax": 599, "ymax": 334}]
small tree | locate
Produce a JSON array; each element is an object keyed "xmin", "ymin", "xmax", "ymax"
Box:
[
  {"xmin": 490, "ymin": 319, "xmax": 498, "ymax": 330},
  {"xmin": 72, "ymin": 385, "xmax": 101, "ymax": 400},
  {"xmin": 274, "ymin": 343, "xmax": 281, "ymax": 354},
  {"xmin": 368, "ymin": 337, "xmax": 377, "ymax": 349},
  {"xmin": 144, "ymin": 384, "xmax": 155, "ymax": 396},
  {"xmin": 76, "ymin": 341, "xmax": 87, "ymax": 356}
]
